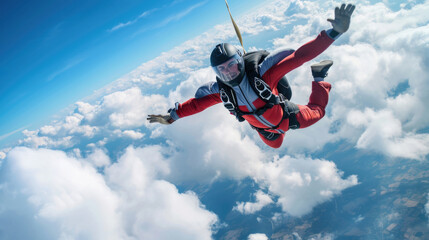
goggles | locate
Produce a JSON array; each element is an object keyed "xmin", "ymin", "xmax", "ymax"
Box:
[{"xmin": 212, "ymin": 54, "xmax": 244, "ymax": 83}]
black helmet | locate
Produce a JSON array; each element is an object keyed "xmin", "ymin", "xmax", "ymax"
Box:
[{"xmin": 210, "ymin": 43, "xmax": 245, "ymax": 87}]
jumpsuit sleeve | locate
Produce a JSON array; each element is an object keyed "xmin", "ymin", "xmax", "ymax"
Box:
[
  {"xmin": 260, "ymin": 30, "xmax": 335, "ymax": 87},
  {"xmin": 169, "ymin": 81, "xmax": 222, "ymax": 120}
]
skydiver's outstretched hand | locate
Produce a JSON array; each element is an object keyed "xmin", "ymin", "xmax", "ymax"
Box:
[
  {"xmin": 327, "ymin": 3, "xmax": 356, "ymax": 33},
  {"xmin": 147, "ymin": 114, "xmax": 174, "ymax": 125}
]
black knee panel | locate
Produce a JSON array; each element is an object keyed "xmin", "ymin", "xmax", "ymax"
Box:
[{"xmin": 258, "ymin": 129, "xmax": 281, "ymax": 140}]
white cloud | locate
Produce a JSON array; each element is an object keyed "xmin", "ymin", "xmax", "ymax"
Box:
[
  {"xmin": 161, "ymin": 106, "xmax": 267, "ymax": 183},
  {"xmin": 156, "ymin": 1, "xmax": 208, "ymax": 29},
  {"xmin": 354, "ymin": 215, "xmax": 365, "ymax": 223},
  {"xmin": 19, "ymin": 130, "xmax": 74, "ymax": 148},
  {"xmin": 109, "ymin": 9, "xmax": 157, "ymax": 32},
  {"xmin": 347, "ymin": 108, "xmax": 429, "ymax": 160},
  {"xmin": 106, "ymin": 146, "xmax": 170, "ymax": 190},
  {"xmin": 308, "ymin": 233, "xmax": 335, "ymax": 240},
  {"xmin": 0, "ymin": 146, "xmax": 218, "ymax": 240},
  {"xmin": 426, "ymin": 193, "xmax": 429, "ymax": 225},
  {"xmin": 24, "ymin": 113, "xmax": 98, "ymax": 149},
  {"xmin": 256, "ymin": 155, "xmax": 358, "ymax": 217},
  {"xmin": 61, "ymin": 114, "xmax": 98, "ymax": 137},
  {"xmin": 4, "ymin": 147, "xmax": 125, "ymax": 240},
  {"xmin": 248, "ymin": 233, "xmax": 269, "ymax": 240},
  {"xmin": 76, "ymin": 101, "xmax": 98, "ymax": 121},
  {"xmin": 85, "ymin": 148, "xmax": 111, "ymax": 168},
  {"xmin": 104, "ymin": 145, "xmax": 218, "ymax": 240},
  {"xmin": 234, "ymin": 190, "xmax": 273, "ymax": 214},
  {"xmin": 327, "ymin": 2, "xmax": 429, "ymax": 158},
  {"xmin": 39, "ymin": 125, "xmax": 59, "ymax": 135},
  {"xmin": 114, "ymin": 129, "xmax": 145, "ymax": 140},
  {"xmin": 102, "ymin": 87, "xmax": 169, "ymax": 128},
  {"xmin": 122, "ymin": 130, "xmax": 144, "ymax": 139}
]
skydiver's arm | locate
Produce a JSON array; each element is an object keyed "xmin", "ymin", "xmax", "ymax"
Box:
[
  {"xmin": 169, "ymin": 94, "xmax": 221, "ymax": 120},
  {"xmin": 261, "ymin": 31, "xmax": 335, "ymax": 86},
  {"xmin": 261, "ymin": 3, "xmax": 355, "ymax": 86},
  {"xmin": 148, "ymin": 82, "xmax": 222, "ymax": 124}
]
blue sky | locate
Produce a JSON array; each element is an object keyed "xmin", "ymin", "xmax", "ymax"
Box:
[{"xmin": 0, "ymin": 0, "xmax": 261, "ymax": 147}]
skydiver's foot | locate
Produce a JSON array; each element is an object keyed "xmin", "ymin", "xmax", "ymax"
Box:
[{"xmin": 311, "ymin": 60, "xmax": 333, "ymax": 81}]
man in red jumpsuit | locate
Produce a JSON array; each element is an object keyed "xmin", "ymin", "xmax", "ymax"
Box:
[{"xmin": 148, "ymin": 4, "xmax": 355, "ymax": 148}]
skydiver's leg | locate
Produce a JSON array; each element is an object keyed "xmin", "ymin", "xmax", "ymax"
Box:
[
  {"xmin": 257, "ymin": 130, "xmax": 284, "ymax": 149},
  {"xmin": 295, "ymin": 60, "xmax": 333, "ymax": 128},
  {"xmin": 295, "ymin": 81, "xmax": 331, "ymax": 128}
]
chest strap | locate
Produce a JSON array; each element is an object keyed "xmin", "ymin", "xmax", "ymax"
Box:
[{"xmin": 252, "ymin": 94, "xmax": 300, "ymax": 133}]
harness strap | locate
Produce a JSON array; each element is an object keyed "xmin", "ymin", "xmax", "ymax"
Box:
[
  {"xmin": 234, "ymin": 102, "xmax": 275, "ymax": 117},
  {"xmin": 252, "ymin": 94, "xmax": 300, "ymax": 134}
]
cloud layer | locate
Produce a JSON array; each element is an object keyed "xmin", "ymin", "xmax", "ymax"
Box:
[
  {"xmin": 0, "ymin": 146, "xmax": 217, "ymax": 240},
  {"xmin": 256, "ymin": 155, "xmax": 358, "ymax": 216},
  {"xmin": 426, "ymin": 193, "xmax": 429, "ymax": 225},
  {"xmin": 234, "ymin": 190, "xmax": 274, "ymax": 215}
]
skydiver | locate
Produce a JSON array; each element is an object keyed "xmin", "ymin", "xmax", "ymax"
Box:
[{"xmin": 148, "ymin": 3, "xmax": 356, "ymax": 148}]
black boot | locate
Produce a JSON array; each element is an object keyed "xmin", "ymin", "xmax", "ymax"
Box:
[{"xmin": 311, "ymin": 60, "xmax": 333, "ymax": 78}]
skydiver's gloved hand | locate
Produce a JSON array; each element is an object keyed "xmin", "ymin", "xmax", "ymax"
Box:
[
  {"xmin": 147, "ymin": 114, "xmax": 175, "ymax": 125},
  {"xmin": 327, "ymin": 3, "xmax": 356, "ymax": 34}
]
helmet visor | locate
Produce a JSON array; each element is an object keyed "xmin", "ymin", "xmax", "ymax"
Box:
[{"xmin": 212, "ymin": 54, "xmax": 244, "ymax": 83}]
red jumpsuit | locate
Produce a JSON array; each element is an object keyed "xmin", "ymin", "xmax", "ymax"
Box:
[{"xmin": 170, "ymin": 30, "xmax": 334, "ymax": 148}]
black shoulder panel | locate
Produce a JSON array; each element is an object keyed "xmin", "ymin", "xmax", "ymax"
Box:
[{"xmin": 243, "ymin": 50, "xmax": 269, "ymax": 80}]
